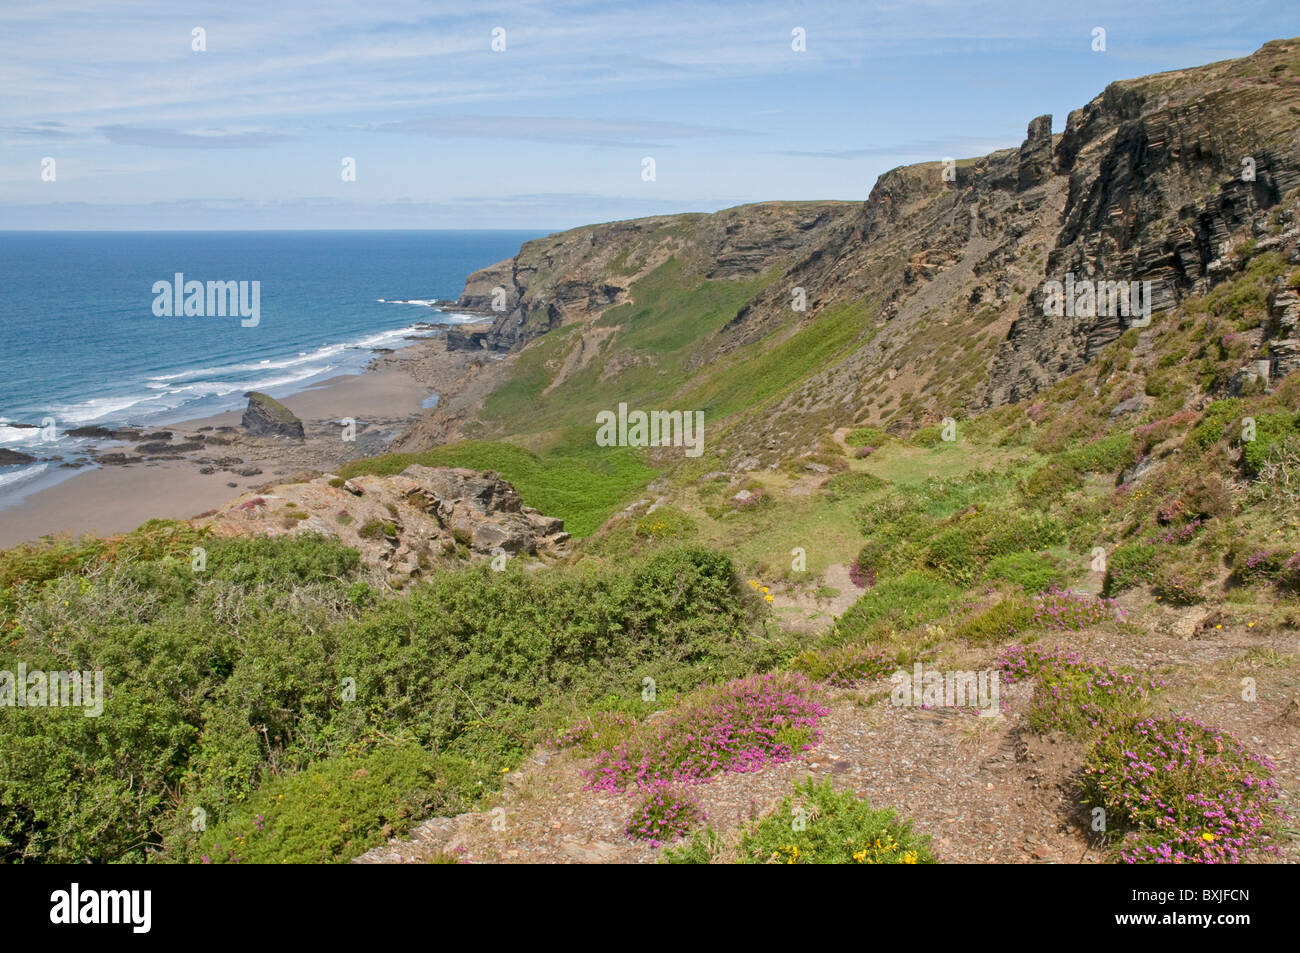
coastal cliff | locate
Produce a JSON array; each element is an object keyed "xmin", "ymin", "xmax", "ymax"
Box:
[{"xmin": 407, "ymin": 38, "xmax": 1300, "ymax": 467}]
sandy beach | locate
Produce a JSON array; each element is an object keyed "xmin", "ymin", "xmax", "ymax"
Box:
[{"xmin": 0, "ymin": 337, "xmax": 481, "ymax": 549}]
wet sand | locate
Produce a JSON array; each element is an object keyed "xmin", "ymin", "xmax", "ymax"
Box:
[{"xmin": 0, "ymin": 344, "xmax": 465, "ymax": 549}]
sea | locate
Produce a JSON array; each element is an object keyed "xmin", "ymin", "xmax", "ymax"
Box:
[{"xmin": 0, "ymin": 230, "xmax": 544, "ymax": 505}]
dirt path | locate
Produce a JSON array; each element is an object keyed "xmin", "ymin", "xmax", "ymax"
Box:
[{"xmin": 768, "ymin": 562, "xmax": 861, "ymax": 632}]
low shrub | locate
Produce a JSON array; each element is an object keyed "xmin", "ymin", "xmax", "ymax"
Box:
[
  {"xmin": 833, "ymin": 572, "xmax": 963, "ymax": 642},
  {"xmin": 950, "ymin": 594, "xmax": 1036, "ymax": 643},
  {"xmin": 1082, "ymin": 715, "xmax": 1283, "ymax": 864},
  {"xmin": 1104, "ymin": 543, "xmax": 1159, "ymax": 595},
  {"xmin": 847, "ymin": 559, "xmax": 874, "ymax": 589},
  {"xmin": 196, "ymin": 744, "xmax": 484, "ymax": 864},
  {"xmin": 1152, "ymin": 568, "xmax": 1207, "ymax": 606},
  {"xmin": 1019, "ymin": 462, "xmax": 1083, "ymax": 503},
  {"xmin": 986, "ymin": 550, "xmax": 1067, "ymax": 593},
  {"xmin": 358, "ymin": 519, "xmax": 396, "ymax": 540},
  {"xmin": 583, "ymin": 673, "xmax": 828, "ymax": 792},
  {"xmin": 996, "ymin": 644, "xmax": 1164, "ymax": 739},
  {"xmin": 626, "ymin": 781, "xmax": 704, "ymax": 846},
  {"xmin": 823, "ymin": 471, "xmax": 885, "ymax": 501},
  {"xmin": 1031, "ymin": 588, "xmax": 1126, "ymax": 629},
  {"xmin": 552, "ymin": 710, "xmax": 640, "ymax": 755},
  {"xmin": 1240, "ymin": 411, "xmax": 1300, "ymax": 477},
  {"xmin": 787, "ymin": 644, "xmax": 894, "ymax": 687},
  {"xmin": 845, "ymin": 426, "xmax": 891, "ymax": 448},
  {"xmin": 634, "ymin": 506, "xmax": 697, "ymax": 541},
  {"xmin": 664, "ymin": 778, "xmax": 937, "ymax": 864},
  {"xmin": 911, "ymin": 425, "xmax": 944, "ymax": 447},
  {"xmin": 1057, "ymin": 432, "xmax": 1135, "ymax": 473}
]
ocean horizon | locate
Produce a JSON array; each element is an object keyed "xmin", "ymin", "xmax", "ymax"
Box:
[{"xmin": 0, "ymin": 229, "xmax": 545, "ymax": 503}]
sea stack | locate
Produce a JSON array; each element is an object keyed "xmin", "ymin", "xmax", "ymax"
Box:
[{"xmin": 241, "ymin": 391, "xmax": 305, "ymax": 441}]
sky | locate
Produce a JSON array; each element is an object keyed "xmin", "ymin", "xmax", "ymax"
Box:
[{"xmin": 0, "ymin": 0, "xmax": 1294, "ymax": 230}]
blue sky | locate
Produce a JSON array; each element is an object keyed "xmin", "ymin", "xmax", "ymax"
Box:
[{"xmin": 0, "ymin": 0, "xmax": 1294, "ymax": 230}]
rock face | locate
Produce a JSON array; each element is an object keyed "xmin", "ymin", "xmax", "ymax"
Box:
[
  {"xmin": 1017, "ymin": 114, "xmax": 1055, "ymax": 191},
  {"xmin": 445, "ymin": 323, "xmax": 493, "ymax": 351},
  {"xmin": 983, "ymin": 39, "xmax": 1300, "ymax": 404},
  {"xmin": 1266, "ymin": 279, "xmax": 1300, "ymax": 380},
  {"xmin": 241, "ymin": 391, "xmax": 305, "ymax": 441},
  {"xmin": 201, "ymin": 466, "xmax": 569, "ymax": 579}
]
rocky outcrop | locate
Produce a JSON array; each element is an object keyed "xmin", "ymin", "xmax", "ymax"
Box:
[
  {"xmin": 983, "ymin": 39, "xmax": 1300, "ymax": 404},
  {"xmin": 1266, "ymin": 279, "xmax": 1300, "ymax": 380},
  {"xmin": 445, "ymin": 323, "xmax": 493, "ymax": 351},
  {"xmin": 200, "ymin": 466, "xmax": 569, "ymax": 580},
  {"xmin": 1017, "ymin": 115, "xmax": 1055, "ymax": 191},
  {"xmin": 0, "ymin": 448, "xmax": 36, "ymax": 466},
  {"xmin": 241, "ymin": 391, "xmax": 305, "ymax": 441}
]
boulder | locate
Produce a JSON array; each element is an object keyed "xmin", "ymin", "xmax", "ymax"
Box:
[
  {"xmin": 241, "ymin": 391, "xmax": 305, "ymax": 441},
  {"xmin": 1109, "ymin": 396, "xmax": 1145, "ymax": 418}
]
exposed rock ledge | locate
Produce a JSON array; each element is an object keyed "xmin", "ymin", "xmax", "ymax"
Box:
[{"xmin": 199, "ymin": 466, "xmax": 569, "ymax": 580}]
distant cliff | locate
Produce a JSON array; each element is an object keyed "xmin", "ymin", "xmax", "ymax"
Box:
[
  {"xmin": 451, "ymin": 201, "xmax": 850, "ymax": 352},
  {"xmin": 413, "ymin": 38, "xmax": 1300, "ymax": 465}
]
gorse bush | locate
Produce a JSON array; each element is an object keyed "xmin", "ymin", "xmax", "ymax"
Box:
[
  {"xmin": 634, "ymin": 505, "xmax": 696, "ymax": 541},
  {"xmin": 0, "ymin": 535, "xmax": 768, "ymax": 863},
  {"xmin": 922, "ymin": 508, "xmax": 1064, "ymax": 587},
  {"xmin": 1104, "ymin": 542, "xmax": 1159, "ymax": 595},
  {"xmin": 949, "ymin": 593, "xmax": 1036, "ymax": 643},
  {"xmin": 664, "ymin": 778, "xmax": 936, "ymax": 864},
  {"xmin": 197, "ymin": 743, "xmax": 485, "ymax": 864},
  {"xmin": 845, "ymin": 426, "xmax": 891, "ymax": 448},
  {"xmin": 833, "ymin": 571, "xmax": 963, "ymax": 643},
  {"xmin": 1057, "ymin": 431, "xmax": 1134, "ymax": 474},
  {"xmin": 986, "ymin": 550, "xmax": 1067, "ymax": 593},
  {"xmin": 787, "ymin": 644, "xmax": 895, "ymax": 687},
  {"xmin": 1239, "ymin": 411, "xmax": 1300, "ymax": 477},
  {"xmin": 0, "ymin": 520, "xmax": 209, "ymax": 628}
]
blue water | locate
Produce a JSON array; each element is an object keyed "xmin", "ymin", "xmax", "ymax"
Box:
[{"xmin": 0, "ymin": 230, "xmax": 542, "ymax": 499}]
